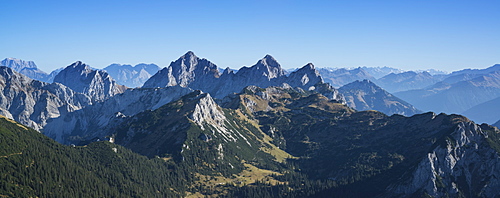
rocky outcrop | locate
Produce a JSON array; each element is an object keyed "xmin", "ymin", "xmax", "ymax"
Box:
[
  {"xmin": 103, "ymin": 63, "xmax": 160, "ymax": 88},
  {"xmin": 189, "ymin": 92, "xmax": 226, "ymax": 130},
  {"xmin": 0, "ymin": 66, "xmax": 91, "ymax": 130},
  {"xmin": 339, "ymin": 80, "xmax": 421, "ymax": 116},
  {"xmin": 386, "ymin": 122, "xmax": 500, "ymax": 197},
  {"xmin": 43, "ymin": 86, "xmax": 192, "ymax": 144},
  {"xmin": 54, "ymin": 61, "xmax": 127, "ymax": 101},
  {"xmin": 1, "ymin": 58, "xmax": 49, "ymax": 81}
]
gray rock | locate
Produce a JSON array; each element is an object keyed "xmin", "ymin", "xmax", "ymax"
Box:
[
  {"xmin": 0, "ymin": 66, "xmax": 91, "ymax": 131},
  {"xmin": 43, "ymin": 86, "xmax": 192, "ymax": 144},
  {"xmin": 54, "ymin": 61, "xmax": 127, "ymax": 101},
  {"xmin": 386, "ymin": 122, "xmax": 500, "ymax": 197}
]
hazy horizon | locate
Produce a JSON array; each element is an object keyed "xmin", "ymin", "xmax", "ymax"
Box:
[{"xmin": 2, "ymin": 1, "xmax": 499, "ymax": 72}]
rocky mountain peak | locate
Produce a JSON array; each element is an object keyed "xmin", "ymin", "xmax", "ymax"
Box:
[
  {"xmin": 54, "ymin": 61, "xmax": 126, "ymax": 101},
  {"xmin": 222, "ymin": 67, "xmax": 234, "ymax": 75},
  {"xmin": 0, "ymin": 66, "xmax": 92, "ymax": 131},
  {"xmin": 287, "ymin": 63, "xmax": 323, "ymax": 88},
  {"xmin": 303, "ymin": 62, "xmax": 315, "ymax": 69},
  {"xmin": 252, "ymin": 54, "xmax": 286, "ymax": 79},
  {"xmin": 143, "ymin": 51, "xmax": 219, "ymax": 88},
  {"xmin": 65, "ymin": 61, "xmax": 93, "ymax": 74},
  {"xmin": 174, "ymin": 51, "xmax": 199, "ymax": 68}
]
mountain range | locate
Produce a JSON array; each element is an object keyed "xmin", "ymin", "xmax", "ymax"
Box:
[
  {"xmin": 395, "ymin": 69, "xmax": 500, "ymax": 115},
  {"xmin": 1, "ymin": 52, "xmax": 500, "ymax": 197},
  {"xmin": 318, "ymin": 67, "xmax": 376, "ymax": 88},
  {"xmin": 143, "ymin": 51, "xmax": 344, "ymax": 102},
  {"xmin": 375, "ymin": 71, "xmax": 445, "ymax": 93}
]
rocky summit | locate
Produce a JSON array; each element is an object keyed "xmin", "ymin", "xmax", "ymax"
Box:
[{"xmin": 53, "ymin": 61, "xmax": 127, "ymax": 101}]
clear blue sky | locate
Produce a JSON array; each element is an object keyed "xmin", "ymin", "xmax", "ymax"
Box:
[{"xmin": 1, "ymin": 0, "xmax": 499, "ymax": 72}]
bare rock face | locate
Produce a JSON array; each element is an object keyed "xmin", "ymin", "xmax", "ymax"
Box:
[
  {"xmin": 386, "ymin": 122, "xmax": 500, "ymax": 197},
  {"xmin": 43, "ymin": 86, "xmax": 192, "ymax": 144},
  {"xmin": 0, "ymin": 66, "xmax": 91, "ymax": 130},
  {"xmin": 189, "ymin": 92, "xmax": 226, "ymax": 130},
  {"xmin": 287, "ymin": 63, "xmax": 323, "ymax": 89},
  {"xmin": 143, "ymin": 51, "xmax": 220, "ymax": 89},
  {"xmin": 54, "ymin": 61, "xmax": 127, "ymax": 102}
]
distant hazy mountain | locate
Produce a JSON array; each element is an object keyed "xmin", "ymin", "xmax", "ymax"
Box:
[
  {"xmin": 1, "ymin": 58, "xmax": 49, "ymax": 81},
  {"xmin": 41, "ymin": 67, "xmax": 64, "ymax": 83},
  {"xmin": 396, "ymin": 71, "xmax": 500, "ymax": 114},
  {"xmin": 103, "ymin": 63, "xmax": 160, "ymax": 88},
  {"xmin": 143, "ymin": 51, "xmax": 345, "ymax": 102},
  {"xmin": 0, "ymin": 66, "xmax": 91, "ymax": 130},
  {"xmin": 441, "ymin": 64, "xmax": 500, "ymax": 84},
  {"xmin": 462, "ymin": 96, "xmax": 500, "ymax": 124},
  {"xmin": 494, "ymin": 120, "xmax": 500, "ymax": 128},
  {"xmin": 339, "ymin": 80, "xmax": 421, "ymax": 116},
  {"xmin": 375, "ymin": 71, "xmax": 445, "ymax": 92},
  {"xmin": 415, "ymin": 69, "xmax": 449, "ymax": 75},
  {"xmin": 54, "ymin": 61, "xmax": 127, "ymax": 101},
  {"xmin": 318, "ymin": 67, "xmax": 376, "ymax": 88},
  {"xmin": 360, "ymin": 66, "xmax": 404, "ymax": 79}
]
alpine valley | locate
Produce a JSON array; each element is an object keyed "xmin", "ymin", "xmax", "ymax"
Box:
[{"xmin": 1, "ymin": 52, "xmax": 500, "ymax": 197}]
